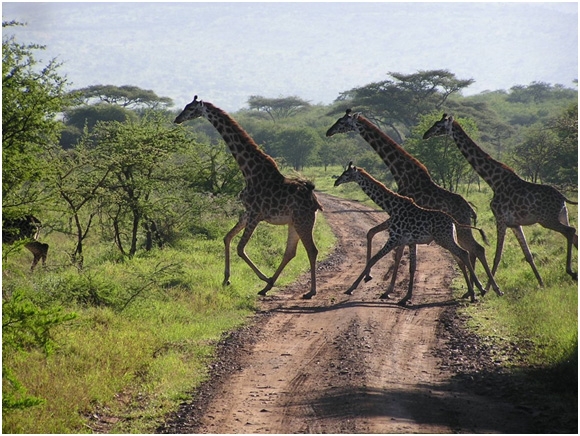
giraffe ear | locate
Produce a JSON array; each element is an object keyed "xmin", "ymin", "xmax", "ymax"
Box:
[
  {"xmin": 193, "ymin": 95, "xmax": 198, "ymax": 102},
  {"xmin": 345, "ymin": 109, "xmax": 352, "ymax": 115},
  {"xmin": 441, "ymin": 113, "xmax": 447, "ymax": 120}
]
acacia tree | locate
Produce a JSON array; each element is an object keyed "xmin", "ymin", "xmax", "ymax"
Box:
[
  {"xmin": 71, "ymin": 84, "xmax": 173, "ymax": 109},
  {"xmin": 93, "ymin": 112, "xmax": 189, "ymax": 257},
  {"xmin": 335, "ymin": 69, "xmax": 474, "ymax": 142},
  {"xmin": 2, "ymin": 21, "xmax": 70, "ymax": 213},
  {"xmin": 247, "ymin": 95, "xmax": 311, "ymax": 122}
]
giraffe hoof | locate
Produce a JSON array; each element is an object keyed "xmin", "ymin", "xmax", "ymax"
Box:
[
  {"xmin": 344, "ymin": 289, "xmax": 354, "ymax": 296},
  {"xmin": 397, "ymin": 299, "xmax": 409, "ymax": 307},
  {"xmin": 379, "ymin": 292, "xmax": 392, "ymax": 300},
  {"xmin": 258, "ymin": 289, "xmax": 268, "ymax": 296},
  {"xmin": 222, "ymin": 280, "xmax": 231, "ymax": 286},
  {"xmin": 364, "ymin": 275, "xmax": 373, "ymax": 283},
  {"xmin": 302, "ymin": 292, "xmax": 315, "ymax": 299}
]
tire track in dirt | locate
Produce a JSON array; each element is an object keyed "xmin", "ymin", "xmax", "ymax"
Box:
[{"xmin": 159, "ymin": 192, "xmax": 534, "ymax": 434}]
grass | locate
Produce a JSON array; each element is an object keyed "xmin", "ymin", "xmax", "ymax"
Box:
[{"xmin": 2, "ymin": 197, "xmax": 336, "ymax": 434}]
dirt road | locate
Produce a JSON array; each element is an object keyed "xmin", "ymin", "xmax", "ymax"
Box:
[{"xmin": 159, "ymin": 193, "xmax": 536, "ymax": 433}]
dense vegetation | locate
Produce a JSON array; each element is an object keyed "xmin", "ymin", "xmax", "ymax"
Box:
[{"xmin": 3, "ymin": 22, "xmax": 577, "ymax": 433}]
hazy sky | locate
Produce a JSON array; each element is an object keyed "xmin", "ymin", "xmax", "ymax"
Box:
[{"xmin": 2, "ymin": 2, "xmax": 578, "ymax": 112}]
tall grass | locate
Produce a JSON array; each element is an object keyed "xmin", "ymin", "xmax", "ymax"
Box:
[{"xmin": 2, "ymin": 204, "xmax": 336, "ymax": 433}]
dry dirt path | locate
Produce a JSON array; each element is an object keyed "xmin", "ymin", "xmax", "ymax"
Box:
[{"xmin": 159, "ymin": 193, "xmax": 534, "ymax": 434}]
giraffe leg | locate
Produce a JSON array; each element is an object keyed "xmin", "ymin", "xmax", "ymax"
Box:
[
  {"xmin": 235, "ymin": 219, "xmax": 273, "ymax": 287},
  {"xmin": 296, "ymin": 218, "xmax": 319, "ymax": 299},
  {"xmin": 223, "ymin": 216, "xmax": 247, "ymax": 286},
  {"xmin": 379, "ymin": 245, "xmax": 405, "ymax": 299},
  {"xmin": 439, "ymin": 237, "xmax": 485, "ymax": 303},
  {"xmin": 364, "ymin": 220, "xmax": 390, "ymax": 282},
  {"xmin": 396, "ymin": 244, "xmax": 417, "ymax": 306},
  {"xmin": 489, "ymin": 221, "xmax": 508, "ymax": 284},
  {"xmin": 457, "ymin": 228, "xmax": 503, "ymax": 297},
  {"xmin": 346, "ymin": 237, "xmax": 398, "ymax": 295},
  {"xmin": 540, "ymin": 214, "xmax": 578, "ymax": 281},
  {"xmin": 511, "ymin": 226, "xmax": 544, "ymax": 286},
  {"xmin": 259, "ymin": 225, "xmax": 301, "ymax": 296}
]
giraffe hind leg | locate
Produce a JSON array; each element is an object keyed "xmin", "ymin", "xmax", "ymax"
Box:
[
  {"xmin": 511, "ymin": 226, "xmax": 544, "ymax": 286},
  {"xmin": 379, "ymin": 245, "xmax": 405, "ymax": 299},
  {"xmin": 259, "ymin": 224, "xmax": 300, "ymax": 297},
  {"xmin": 396, "ymin": 244, "xmax": 417, "ymax": 306},
  {"xmin": 364, "ymin": 220, "xmax": 390, "ymax": 282},
  {"xmin": 541, "ymin": 214, "xmax": 578, "ymax": 281},
  {"xmin": 296, "ymin": 218, "xmax": 319, "ymax": 299}
]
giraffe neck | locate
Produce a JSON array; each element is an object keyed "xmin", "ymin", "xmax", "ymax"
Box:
[
  {"xmin": 203, "ymin": 102, "xmax": 284, "ymax": 183},
  {"xmin": 354, "ymin": 168, "xmax": 411, "ymax": 215},
  {"xmin": 356, "ymin": 116, "xmax": 434, "ymax": 188},
  {"xmin": 450, "ymin": 121, "xmax": 520, "ymax": 190}
]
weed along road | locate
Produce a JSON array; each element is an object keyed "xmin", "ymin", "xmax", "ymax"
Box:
[{"xmin": 160, "ymin": 193, "xmax": 533, "ymax": 433}]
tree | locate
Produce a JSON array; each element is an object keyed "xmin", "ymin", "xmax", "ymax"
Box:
[
  {"xmin": 71, "ymin": 84, "xmax": 173, "ymax": 109},
  {"xmin": 2, "ymin": 21, "xmax": 71, "ymax": 212},
  {"xmin": 335, "ymin": 69, "xmax": 474, "ymax": 142},
  {"xmin": 272, "ymin": 127, "xmax": 321, "ymax": 170},
  {"xmin": 93, "ymin": 112, "xmax": 189, "ymax": 257},
  {"xmin": 45, "ymin": 137, "xmax": 111, "ymax": 268},
  {"xmin": 247, "ymin": 95, "xmax": 311, "ymax": 122},
  {"xmin": 406, "ymin": 113, "xmax": 477, "ymax": 191},
  {"xmin": 548, "ymin": 102, "xmax": 578, "ymax": 184},
  {"xmin": 60, "ymin": 103, "xmax": 137, "ymax": 149}
]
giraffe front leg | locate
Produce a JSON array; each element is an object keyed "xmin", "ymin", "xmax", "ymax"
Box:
[
  {"xmin": 364, "ymin": 220, "xmax": 390, "ymax": 283},
  {"xmin": 379, "ymin": 245, "xmax": 405, "ymax": 299},
  {"xmin": 396, "ymin": 244, "xmax": 416, "ymax": 306},
  {"xmin": 223, "ymin": 217, "xmax": 247, "ymax": 286},
  {"xmin": 347, "ymin": 238, "xmax": 397, "ymax": 295}
]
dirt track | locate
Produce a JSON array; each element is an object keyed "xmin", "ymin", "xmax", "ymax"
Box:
[{"xmin": 159, "ymin": 193, "xmax": 538, "ymax": 433}]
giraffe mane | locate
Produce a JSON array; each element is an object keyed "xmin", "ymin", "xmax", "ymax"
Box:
[
  {"xmin": 204, "ymin": 101, "xmax": 281, "ymax": 171},
  {"xmin": 356, "ymin": 115, "xmax": 432, "ymax": 175}
]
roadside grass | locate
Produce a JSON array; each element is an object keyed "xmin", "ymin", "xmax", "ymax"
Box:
[{"xmin": 2, "ymin": 200, "xmax": 336, "ymax": 434}]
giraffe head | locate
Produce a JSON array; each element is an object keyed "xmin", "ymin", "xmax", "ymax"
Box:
[
  {"xmin": 422, "ymin": 113, "xmax": 454, "ymax": 139},
  {"xmin": 174, "ymin": 95, "xmax": 206, "ymax": 124},
  {"xmin": 334, "ymin": 161, "xmax": 359, "ymax": 187},
  {"xmin": 326, "ymin": 109, "xmax": 360, "ymax": 137}
]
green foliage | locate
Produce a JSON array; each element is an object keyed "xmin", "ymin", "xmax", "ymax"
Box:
[
  {"xmin": 336, "ymin": 69, "xmax": 474, "ymax": 141},
  {"xmin": 2, "ymin": 21, "xmax": 71, "ymax": 209},
  {"xmin": 406, "ymin": 113, "xmax": 477, "ymax": 191},
  {"xmin": 2, "ymin": 292, "xmax": 77, "ymax": 413},
  {"xmin": 272, "ymin": 126, "xmax": 322, "ymax": 170}
]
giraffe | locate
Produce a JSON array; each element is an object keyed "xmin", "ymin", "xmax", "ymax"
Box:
[
  {"xmin": 2, "ymin": 215, "xmax": 49, "ymax": 271},
  {"xmin": 423, "ymin": 113, "xmax": 578, "ymax": 285},
  {"xmin": 327, "ymin": 110, "xmax": 503, "ymax": 298},
  {"xmin": 334, "ymin": 162, "xmax": 488, "ymax": 305},
  {"xmin": 174, "ymin": 96, "xmax": 322, "ymax": 299}
]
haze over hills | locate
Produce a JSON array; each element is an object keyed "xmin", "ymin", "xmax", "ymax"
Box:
[{"xmin": 2, "ymin": 2, "xmax": 578, "ymax": 111}]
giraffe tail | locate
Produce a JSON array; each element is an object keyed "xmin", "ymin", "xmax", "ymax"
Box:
[
  {"xmin": 565, "ymin": 198, "xmax": 578, "ymax": 205},
  {"xmin": 475, "ymin": 227, "xmax": 489, "ymax": 245}
]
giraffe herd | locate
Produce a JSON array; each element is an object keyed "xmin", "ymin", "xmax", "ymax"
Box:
[
  {"xmin": 9, "ymin": 95, "xmax": 574, "ymax": 307},
  {"xmin": 173, "ymin": 96, "xmax": 577, "ymax": 305}
]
